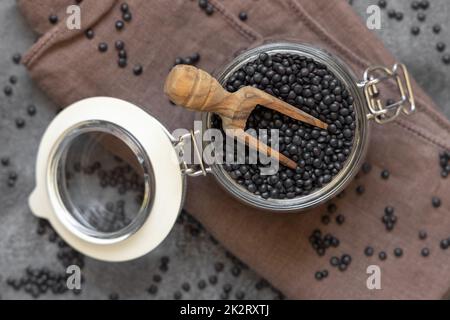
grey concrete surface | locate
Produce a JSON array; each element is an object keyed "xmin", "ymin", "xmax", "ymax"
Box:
[{"xmin": 0, "ymin": 0, "xmax": 449, "ymax": 300}]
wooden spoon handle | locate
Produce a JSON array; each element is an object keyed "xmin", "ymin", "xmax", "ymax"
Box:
[
  {"xmin": 164, "ymin": 64, "xmax": 230, "ymax": 113},
  {"xmin": 233, "ymin": 130, "xmax": 297, "ymax": 170},
  {"xmin": 241, "ymin": 88, "xmax": 328, "ymax": 130}
]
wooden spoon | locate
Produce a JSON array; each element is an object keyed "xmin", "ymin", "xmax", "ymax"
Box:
[{"xmin": 164, "ymin": 65, "xmax": 329, "ymax": 170}]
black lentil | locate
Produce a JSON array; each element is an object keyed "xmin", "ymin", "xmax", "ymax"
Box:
[
  {"xmin": 238, "ymin": 12, "xmax": 248, "ymax": 21},
  {"xmin": 115, "ymin": 40, "xmax": 125, "ymax": 50},
  {"xmin": 12, "ymin": 53, "xmax": 21, "ymax": 64},
  {"xmin": 431, "ymin": 196, "xmax": 441, "ymax": 208},
  {"xmin": 118, "ymin": 58, "xmax": 127, "ymax": 68},
  {"xmin": 220, "ymin": 292, "xmax": 229, "ymax": 300},
  {"xmin": 223, "ymin": 283, "xmax": 232, "ymax": 293},
  {"xmin": 208, "ymin": 275, "xmax": 218, "ymax": 285},
  {"xmin": 1, "ymin": 157, "xmax": 10, "ymax": 167},
  {"xmin": 9, "ymin": 75, "xmax": 18, "ymax": 84},
  {"xmin": 418, "ymin": 230, "xmax": 427, "ymax": 240},
  {"xmin": 421, "ymin": 247, "xmax": 430, "ymax": 257},
  {"xmin": 85, "ymin": 29, "xmax": 94, "ymax": 39},
  {"xmin": 419, "ymin": 0, "xmax": 429, "ymax": 10},
  {"xmin": 436, "ymin": 42, "xmax": 446, "ymax": 52},
  {"xmin": 98, "ymin": 42, "xmax": 108, "ymax": 53},
  {"xmin": 27, "ymin": 104, "xmax": 37, "ymax": 116},
  {"xmin": 118, "ymin": 49, "xmax": 127, "ymax": 59},
  {"xmin": 378, "ymin": 0, "xmax": 387, "ymax": 9},
  {"xmin": 336, "ymin": 214, "xmax": 345, "ymax": 225},
  {"xmin": 159, "ymin": 263, "xmax": 168, "ymax": 273},
  {"xmin": 231, "ymin": 266, "xmax": 241, "ymax": 277},
  {"xmin": 191, "ymin": 52, "xmax": 201, "ymax": 64},
  {"xmin": 341, "ymin": 254, "xmax": 352, "ymax": 265},
  {"xmin": 356, "ymin": 185, "xmax": 365, "ymax": 195},
  {"xmin": 161, "ymin": 256, "xmax": 169, "ymax": 264},
  {"xmin": 147, "ymin": 284, "xmax": 158, "ymax": 295},
  {"xmin": 174, "ymin": 291, "xmax": 182, "ymax": 300},
  {"xmin": 9, "ymin": 171, "xmax": 17, "ymax": 180},
  {"xmin": 4, "ymin": 85, "xmax": 12, "ymax": 96},
  {"xmin": 205, "ymin": 4, "xmax": 214, "ymax": 15},
  {"xmin": 411, "ymin": 26, "xmax": 420, "ymax": 36},
  {"xmin": 432, "ymin": 24, "xmax": 441, "ymax": 34},
  {"xmin": 440, "ymin": 238, "xmax": 449, "ymax": 250},
  {"xmin": 121, "ymin": 11, "xmax": 131, "ymax": 21},
  {"xmin": 330, "ymin": 256, "xmax": 340, "ymax": 266},
  {"xmin": 108, "ymin": 293, "xmax": 119, "ymax": 300},
  {"xmin": 133, "ymin": 64, "xmax": 143, "ymax": 76},
  {"xmin": 364, "ymin": 246, "xmax": 374, "ymax": 257},
  {"xmin": 338, "ymin": 263, "xmax": 347, "ymax": 272},
  {"xmin": 387, "ymin": 9, "xmax": 396, "ymax": 19},
  {"xmin": 49, "ymin": 14, "xmax": 59, "ymax": 25},
  {"xmin": 216, "ymin": 52, "xmax": 356, "ymax": 199},
  {"xmin": 443, "ymin": 54, "xmax": 450, "ymax": 65},
  {"xmin": 362, "ymin": 162, "xmax": 372, "ymax": 174},
  {"xmin": 378, "ymin": 251, "xmax": 387, "ymax": 260},
  {"xmin": 181, "ymin": 282, "xmax": 190, "ymax": 292},
  {"xmin": 115, "ymin": 20, "xmax": 125, "ymax": 30},
  {"xmin": 152, "ymin": 274, "xmax": 162, "ymax": 283},
  {"xmin": 15, "ymin": 118, "xmax": 25, "ymax": 129},
  {"xmin": 393, "ymin": 247, "xmax": 403, "ymax": 257},
  {"xmin": 235, "ymin": 291, "xmax": 245, "ymax": 300},
  {"xmin": 314, "ymin": 271, "xmax": 323, "ymax": 280},
  {"xmin": 214, "ymin": 262, "xmax": 224, "ymax": 273},
  {"xmin": 198, "ymin": 0, "xmax": 208, "ymax": 9},
  {"xmin": 417, "ymin": 12, "xmax": 426, "ymax": 22},
  {"xmin": 321, "ymin": 214, "xmax": 330, "ymax": 225},
  {"xmin": 120, "ymin": 3, "xmax": 129, "ymax": 13},
  {"xmin": 198, "ymin": 279, "xmax": 207, "ymax": 290},
  {"xmin": 381, "ymin": 169, "xmax": 390, "ymax": 179},
  {"xmin": 255, "ymin": 279, "xmax": 268, "ymax": 290},
  {"xmin": 327, "ymin": 203, "xmax": 337, "ymax": 213}
]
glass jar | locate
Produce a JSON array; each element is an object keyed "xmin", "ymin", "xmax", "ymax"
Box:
[
  {"xmin": 30, "ymin": 42, "xmax": 415, "ymax": 261},
  {"xmin": 201, "ymin": 42, "xmax": 415, "ymax": 211}
]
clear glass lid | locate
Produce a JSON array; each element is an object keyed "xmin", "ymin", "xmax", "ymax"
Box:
[{"xmin": 49, "ymin": 121, "xmax": 155, "ymax": 244}]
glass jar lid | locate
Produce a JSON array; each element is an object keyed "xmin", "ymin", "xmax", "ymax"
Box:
[{"xmin": 30, "ymin": 97, "xmax": 185, "ymax": 261}]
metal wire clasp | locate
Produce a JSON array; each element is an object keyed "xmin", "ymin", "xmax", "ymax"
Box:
[
  {"xmin": 359, "ymin": 63, "xmax": 416, "ymax": 124},
  {"xmin": 174, "ymin": 130, "xmax": 211, "ymax": 177}
]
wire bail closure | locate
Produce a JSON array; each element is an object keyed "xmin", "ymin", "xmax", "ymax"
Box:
[
  {"xmin": 174, "ymin": 130, "xmax": 211, "ymax": 177},
  {"xmin": 360, "ymin": 63, "xmax": 416, "ymax": 124}
]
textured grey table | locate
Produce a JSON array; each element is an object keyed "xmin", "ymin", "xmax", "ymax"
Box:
[{"xmin": 0, "ymin": 0, "xmax": 449, "ymax": 299}]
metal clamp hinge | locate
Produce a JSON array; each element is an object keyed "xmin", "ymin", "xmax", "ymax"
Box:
[
  {"xmin": 174, "ymin": 130, "xmax": 211, "ymax": 177},
  {"xmin": 359, "ymin": 63, "xmax": 416, "ymax": 124}
]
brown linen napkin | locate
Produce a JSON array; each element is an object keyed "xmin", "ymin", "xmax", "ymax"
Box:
[{"xmin": 18, "ymin": 0, "xmax": 450, "ymax": 299}]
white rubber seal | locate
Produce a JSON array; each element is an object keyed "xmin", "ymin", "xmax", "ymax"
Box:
[{"xmin": 29, "ymin": 97, "xmax": 184, "ymax": 262}]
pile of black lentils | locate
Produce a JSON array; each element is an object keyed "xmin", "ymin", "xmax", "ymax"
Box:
[{"xmin": 214, "ymin": 52, "xmax": 356, "ymax": 199}]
